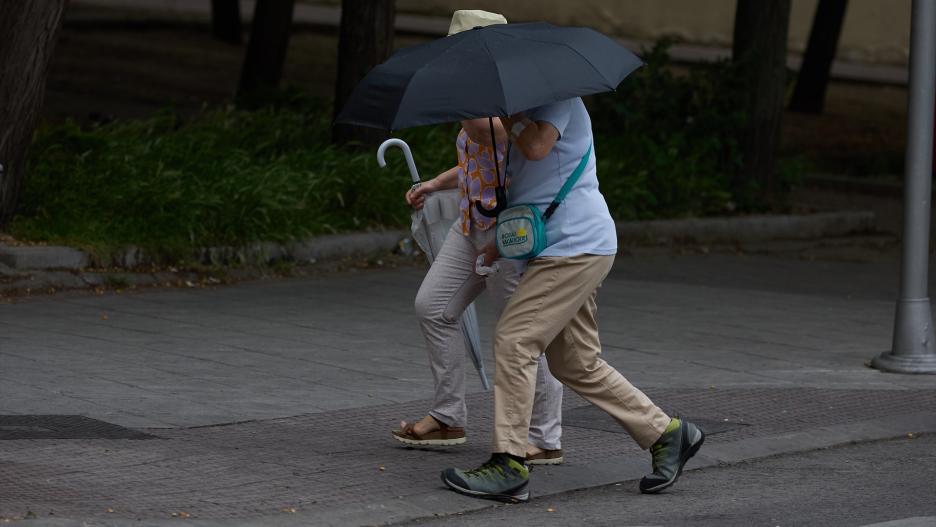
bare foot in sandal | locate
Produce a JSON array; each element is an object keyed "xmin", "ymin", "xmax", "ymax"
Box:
[
  {"xmin": 402, "ymin": 415, "xmax": 439, "ymax": 437},
  {"xmin": 392, "ymin": 415, "xmax": 466, "ymax": 446}
]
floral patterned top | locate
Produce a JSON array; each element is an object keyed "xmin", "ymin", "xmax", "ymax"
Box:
[{"xmin": 456, "ymin": 128, "xmax": 508, "ymax": 235}]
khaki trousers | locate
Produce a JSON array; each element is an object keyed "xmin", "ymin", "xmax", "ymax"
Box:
[{"xmin": 492, "ymin": 254, "xmax": 671, "ymax": 457}]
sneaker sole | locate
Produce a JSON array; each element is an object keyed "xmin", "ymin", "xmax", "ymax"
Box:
[
  {"xmin": 526, "ymin": 456, "xmax": 564, "ymax": 466},
  {"xmin": 392, "ymin": 434, "xmax": 466, "ymax": 446},
  {"xmin": 440, "ymin": 473, "xmax": 530, "ymax": 503},
  {"xmin": 640, "ymin": 428, "xmax": 706, "ymax": 494}
]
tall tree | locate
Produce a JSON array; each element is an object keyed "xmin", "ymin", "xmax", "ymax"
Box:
[
  {"xmin": 236, "ymin": 0, "xmax": 295, "ymax": 106},
  {"xmin": 0, "ymin": 1, "xmax": 67, "ymax": 226},
  {"xmin": 332, "ymin": 0, "xmax": 396, "ymax": 147},
  {"xmin": 211, "ymin": 0, "xmax": 242, "ymax": 45},
  {"xmin": 732, "ymin": 0, "xmax": 792, "ymax": 207},
  {"xmin": 790, "ymin": 0, "xmax": 848, "ymax": 113}
]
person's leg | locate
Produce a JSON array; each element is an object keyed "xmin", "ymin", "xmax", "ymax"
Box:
[
  {"xmin": 411, "ymin": 224, "xmax": 486, "ymax": 430},
  {"xmin": 443, "ymin": 254, "xmax": 703, "ymax": 501},
  {"xmin": 484, "ymin": 258, "xmax": 564, "ymax": 458},
  {"xmin": 542, "ymin": 259, "xmax": 705, "ymax": 494},
  {"xmin": 544, "ymin": 287, "xmax": 669, "ymax": 449},
  {"xmin": 527, "ymin": 355, "xmax": 564, "ymax": 453},
  {"xmin": 489, "ymin": 255, "xmax": 625, "ymax": 458},
  {"xmin": 441, "ymin": 255, "xmax": 612, "ymax": 502}
]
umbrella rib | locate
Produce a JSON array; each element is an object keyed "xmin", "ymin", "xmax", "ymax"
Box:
[
  {"xmin": 543, "ymin": 38, "xmax": 619, "ymax": 88},
  {"xmin": 564, "ymin": 42, "xmax": 618, "ymax": 87},
  {"xmin": 489, "ymin": 26, "xmax": 622, "ymax": 88},
  {"xmin": 394, "ymin": 36, "xmax": 481, "ymax": 128},
  {"xmin": 388, "ymin": 84, "xmax": 405, "ymax": 132},
  {"xmin": 480, "ymin": 37, "xmax": 509, "ymax": 116}
]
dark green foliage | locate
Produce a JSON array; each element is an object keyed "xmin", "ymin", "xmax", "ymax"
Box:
[
  {"xmin": 13, "ymin": 101, "xmax": 456, "ymax": 257},
  {"xmin": 12, "ymin": 43, "xmax": 771, "ymax": 259},
  {"xmin": 589, "ymin": 40, "xmax": 747, "ymax": 218}
]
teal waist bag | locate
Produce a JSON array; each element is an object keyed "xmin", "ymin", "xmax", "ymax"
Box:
[{"xmin": 496, "ymin": 143, "xmax": 592, "ymax": 260}]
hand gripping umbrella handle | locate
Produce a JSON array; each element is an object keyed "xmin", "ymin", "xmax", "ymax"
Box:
[{"xmin": 377, "ymin": 138, "xmax": 420, "ymax": 184}]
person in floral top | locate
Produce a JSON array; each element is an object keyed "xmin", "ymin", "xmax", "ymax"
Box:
[
  {"xmin": 393, "ymin": 115, "xmax": 564, "ymax": 464},
  {"xmin": 390, "ymin": 6, "xmax": 564, "ymax": 468}
]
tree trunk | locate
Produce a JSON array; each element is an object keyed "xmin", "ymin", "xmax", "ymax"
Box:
[
  {"xmin": 211, "ymin": 0, "xmax": 242, "ymax": 45},
  {"xmin": 732, "ymin": 0, "xmax": 792, "ymax": 207},
  {"xmin": 0, "ymin": 1, "xmax": 67, "ymax": 226},
  {"xmin": 789, "ymin": 0, "xmax": 848, "ymax": 114},
  {"xmin": 236, "ymin": 0, "xmax": 295, "ymax": 106},
  {"xmin": 332, "ymin": 0, "xmax": 396, "ymax": 147}
]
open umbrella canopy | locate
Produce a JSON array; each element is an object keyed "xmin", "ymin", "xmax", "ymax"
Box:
[{"xmin": 336, "ymin": 22, "xmax": 643, "ymax": 131}]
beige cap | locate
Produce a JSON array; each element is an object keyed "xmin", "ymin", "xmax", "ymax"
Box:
[{"xmin": 447, "ymin": 9, "xmax": 508, "ymax": 36}]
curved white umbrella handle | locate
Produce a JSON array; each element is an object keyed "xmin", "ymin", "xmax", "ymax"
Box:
[{"xmin": 377, "ymin": 138, "xmax": 420, "ymax": 184}]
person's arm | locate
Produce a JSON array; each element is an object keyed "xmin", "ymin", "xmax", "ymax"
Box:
[
  {"xmin": 461, "ymin": 117, "xmax": 507, "ymax": 147},
  {"xmin": 500, "ymin": 113, "xmax": 559, "ymax": 161},
  {"xmin": 405, "ymin": 166, "xmax": 459, "ymax": 210}
]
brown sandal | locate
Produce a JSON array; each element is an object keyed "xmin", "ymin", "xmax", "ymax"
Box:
[
  {"xmin": 391, "ymin": 416, "xmax": 466, "ymax": 446},
  {"xmin": 526, "ymin": 448, "xmax": 564, "ymax": 465}
]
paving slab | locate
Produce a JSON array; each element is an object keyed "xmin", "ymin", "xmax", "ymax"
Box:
[
  {"xmin": 2, "ymin": 389, "xmax": 934, "ymax": 525},
  {"xmin": 2, "ymin": 250, "xmax": 936, "ymax": 525}
]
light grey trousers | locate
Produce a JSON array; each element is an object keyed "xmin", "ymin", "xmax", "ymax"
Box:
[{"xmin": 414, "ymin": 222, "xmax": 563, "ymax": 450}]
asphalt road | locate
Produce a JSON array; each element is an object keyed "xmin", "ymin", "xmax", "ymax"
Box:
[{"xmin": 403, "ymin": 434, "xmax": 936, "ymax": 527}]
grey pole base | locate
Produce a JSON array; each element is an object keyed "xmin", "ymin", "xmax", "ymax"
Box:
[
  {"xmin": 873, "ymin": 298, "xmax": 936, "ymax": 374},
  {"xmin": 871, "ymin": 350, "xmax": 936, "ymax": 374}
]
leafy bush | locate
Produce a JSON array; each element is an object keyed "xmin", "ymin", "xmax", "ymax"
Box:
[
  {"xmin": 12, "ymin": 102, "xmax": 457, "ymax": 257},
  {"xmin": 11, "ymin": 42, "xmax": 763, "ymax": 259},
  {"xmin": 589, "ymin": 40, "xmax": 746, "ymax": 219}
]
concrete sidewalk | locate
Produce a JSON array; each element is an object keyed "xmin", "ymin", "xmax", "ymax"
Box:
[{"xmin": 1, "ymin": 247, "xmax": 935, "ymax": 525}]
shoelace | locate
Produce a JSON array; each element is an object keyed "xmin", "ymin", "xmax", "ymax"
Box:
[{"xmin": 465, "ymin": 459, "xmax": 506, "ymax": 478}]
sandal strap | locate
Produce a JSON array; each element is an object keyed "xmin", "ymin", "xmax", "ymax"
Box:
[{"xmin": 394, "ymin": 416, "xmax": 465, "ymax": 440}]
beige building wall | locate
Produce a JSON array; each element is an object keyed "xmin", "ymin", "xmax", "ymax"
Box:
[{"xmin": 393, "ymin": 0, "xmax": 912, "ymax": 66}]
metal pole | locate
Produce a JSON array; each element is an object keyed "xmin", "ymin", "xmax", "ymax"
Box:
[{"xmin": 872, "ymin": 0, "xmax": 936, "ymax": 373}]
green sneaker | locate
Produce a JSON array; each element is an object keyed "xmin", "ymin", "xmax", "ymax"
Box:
[
  {"xmin": 639, "ymin": 418, "xmax": 705, "ymax": 494},
  {"xmin": 441, "ymin": 454, "xmax": 530, "ymax": 503}
]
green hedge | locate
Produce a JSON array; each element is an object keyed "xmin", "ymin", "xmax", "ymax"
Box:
[
  {"xmin": 13, "ymin": 104, "xmax": 457, "ymax": 257},
  {"xmin": 11, "ymin": 42, "xmax": 755, "ymax": 259},
  {"xmin": 589, "ymin": 40, "xmax": 745, "ymax": 218}
]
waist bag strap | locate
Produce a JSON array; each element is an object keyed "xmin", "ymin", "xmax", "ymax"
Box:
[{"xmin": 543, "ymin": 143, "xmax": 593, "ymax": 220}]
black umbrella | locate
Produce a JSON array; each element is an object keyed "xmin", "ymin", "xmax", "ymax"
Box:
[
  {"xmin": 336, "ymin": 21, "xmax": 642, "ymax": 216},
  {"xmin": 336, "ymin": 22, "xmax": 642, "ymax": 131}
]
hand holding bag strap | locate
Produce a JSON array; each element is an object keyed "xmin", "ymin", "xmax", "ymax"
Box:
[{"xmin": 543, "ymin": 143, "xmax": 593, "ymax": 219}]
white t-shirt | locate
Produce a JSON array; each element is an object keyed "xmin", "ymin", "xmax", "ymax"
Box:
[{"xmin": 506, "ymin": 97, "xmax": 617, "ymax": 257}]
